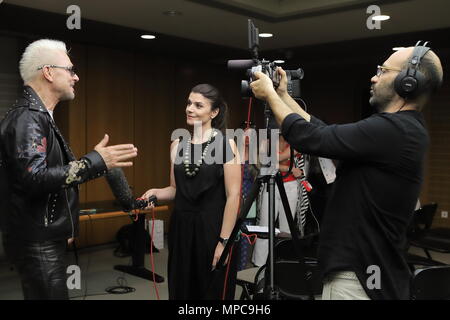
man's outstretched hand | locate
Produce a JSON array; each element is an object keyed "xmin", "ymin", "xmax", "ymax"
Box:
[{"xmin": 94, "ymin": 134, "xmax": 138, "ymax": 169}]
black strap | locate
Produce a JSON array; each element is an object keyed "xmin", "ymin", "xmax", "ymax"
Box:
[{"xmin": 275, "ymin": 172, "xmax": 315, "ymax": 299}]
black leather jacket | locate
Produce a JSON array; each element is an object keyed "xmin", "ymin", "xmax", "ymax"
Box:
[{"xmin": 0, "ymin": 86, "xmax": 107, "ymax": 241}]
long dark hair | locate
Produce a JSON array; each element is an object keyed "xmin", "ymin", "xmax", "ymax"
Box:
[{"xmin": 191, "ymin": 84, "xmax": 228, "ymax": 133}]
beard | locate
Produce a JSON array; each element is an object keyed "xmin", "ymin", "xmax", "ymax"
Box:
[
  {"xmin": 369, "ymin": 82, "xmax": 396, "ymax": 113},
  {"xmin": 369, "ymin": 96, "xmax": 389, "ymax": 112}
]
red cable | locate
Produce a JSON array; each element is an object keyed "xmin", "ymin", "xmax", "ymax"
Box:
[
  {"xmin": 246, "ymin": 98, "xmax": 253, "ymax": 129},
  {"xmin": 241, "ymin": 232, "xmax": 258, "ymax": 246},
  {"xmin": 132, "ymin": 208, "xmax": 139, "ymax": 222},
  {"xmin": 149, "ymin": 207, "xmax": 160, "ymax": 300}
]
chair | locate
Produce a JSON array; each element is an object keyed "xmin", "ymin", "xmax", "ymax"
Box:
[
  {"xmin": 235, "ymin": 235, "xmax": 322, "ymax": 300},
  {"xmin": 410, "ymin": 266, "xmax": 450, "ymax": 300},
  {"xmin": 236, "ymin": 266, "xmax": 260, "ymax": 300},
  {"xmin": 272, "ymin": 237, "xmax": 323, "ymax": 300},
  {"xmin": 409, "ymin": 203, "xmax": 438, "ymax": 239},
  {"xmin": 406, "ymin": 203, "xmax": 450, "ymax": 268}
]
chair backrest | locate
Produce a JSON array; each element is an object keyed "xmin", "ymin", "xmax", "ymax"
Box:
[
  {"xmin": 273, "ymin": 238, "xmax": 323, "ymax": 299},
  {"xmin": 408, "ymin": 203, "xmax": 438, "ymax": 240},
  {"xmin": 411, "ymin": 266, "xmax": 450, "ymax": 300},
  {"xmin": 417, "ymin": 203, "xmax": 438, "ymax": 230}
]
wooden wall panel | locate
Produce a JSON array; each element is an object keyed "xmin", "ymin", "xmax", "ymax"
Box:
[
  {"xmin": 426, "ymin": 81, "xmax": 450, "ymax": 227},
  {"xmin": 174, "ymin": 62, "xmax": 213, "ymax": 131},
  {"xmin": 300, "ymin": 65, "xmax": 367, "ymax": 125},
  {"xmin": 420, "ymin": 103, "xmax": 432, "ymax": 207},
  {"xmin": 54, "ymin": 43, "xmax": 88, "ymax": 203},
  {"xmin": 84, "ymin": 46, "xmax": 135, "ymax": 202},
  {"xmin": 133, "ymin": 54, "xmax": 175, "ymax": 195},
  {"xmin": 77, "ymin": 215, "xmax": 131, "ymax": 248},
  {"xmin": 173, "ymin": 62, "xmax": 248, "ymax": 131},
  {"xmin": 56, "ymin": 41, "xmax": 449, "ymax": 232},
  {"xmin": 76, "ymin": 207, "xmax": 170, "ymax": 248},
  {"xmin": 212, "ymin": 67, "xmax": 250, "ymax": 130}
]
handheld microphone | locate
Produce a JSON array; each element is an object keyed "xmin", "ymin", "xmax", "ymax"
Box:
[
  {"xmin": 105, "ymin": 168, "xmax": 157, "ymax": 212},
  {"xmin": 135, "ymin": 195, "xmax": 157, "ymax": 210}
]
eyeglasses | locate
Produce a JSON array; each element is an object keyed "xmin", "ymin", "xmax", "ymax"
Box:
[
  {"xmin": 376, "ymin": 65, "xmax": 401, "ymax": 77},
  {"xmin": 37, "ymin": 65, "xmax": 77, "ymax": 76}
]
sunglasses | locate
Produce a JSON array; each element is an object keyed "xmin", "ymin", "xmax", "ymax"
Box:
[{"xmin": 37, "ymin": 65, "xmax": 77, "ymax": 76}]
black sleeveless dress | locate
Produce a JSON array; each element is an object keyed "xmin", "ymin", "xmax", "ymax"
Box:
[{"xmin": 168, "ymin": 135, "xmax": 237, "ymax": 300}]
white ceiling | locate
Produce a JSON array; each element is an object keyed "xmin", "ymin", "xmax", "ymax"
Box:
[{"xmin": 3, "ymin": 0, "xmax": 450, "ymax": 50}]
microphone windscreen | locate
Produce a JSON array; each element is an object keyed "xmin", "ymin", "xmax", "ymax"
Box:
[
  {"xmin": 105, "ymin": 168, "xmax": 134, "ymax": 212},
  {"xmin": 227, "ymin": 59, "xmax": 255, "ymax": 70}
]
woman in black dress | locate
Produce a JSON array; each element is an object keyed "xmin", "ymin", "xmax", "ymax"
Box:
[{"xmin": 142, "ymin": 84, "xmax": 241, "ymax": 299}]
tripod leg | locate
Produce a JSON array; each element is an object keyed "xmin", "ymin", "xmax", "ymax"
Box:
[
  {"xmin": 275, "ymin": 172, "xmax": 315, "ymax": 299},
  {"xmin": 265, "ymin": 175, "xmax": 276, "ymax": 297}
]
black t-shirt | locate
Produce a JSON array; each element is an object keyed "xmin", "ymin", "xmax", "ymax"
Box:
[{"xmin": 281, "ymin": 110, "xmax": 429, "ymax": 300}]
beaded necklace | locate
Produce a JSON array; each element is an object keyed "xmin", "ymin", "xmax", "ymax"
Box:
[{"xmin": 184, "ymin": 129, "xmax": 216, "ymax": 178}]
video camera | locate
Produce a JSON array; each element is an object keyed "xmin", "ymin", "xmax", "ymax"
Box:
[{"xmin": 227, "ymin": 19, "xmax": 304, "ymax": 98}]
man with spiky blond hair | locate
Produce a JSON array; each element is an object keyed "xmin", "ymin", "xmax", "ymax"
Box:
[{"xmin": 0, "ymin": 39, "xmax": 138, "ymax": 299}]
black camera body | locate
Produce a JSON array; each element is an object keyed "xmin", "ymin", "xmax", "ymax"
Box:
[
  {"xmin": 240, "ymin": 60, "xmax": 303, "ymax": 98},
  {"xmin": 228, "ymin": 20, "xmax": 304, "ymax": 99}
]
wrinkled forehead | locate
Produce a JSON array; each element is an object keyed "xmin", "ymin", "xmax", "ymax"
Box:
[{"xmin": 383, "ymin": 47, "xmax": 414, "ymax": 68}]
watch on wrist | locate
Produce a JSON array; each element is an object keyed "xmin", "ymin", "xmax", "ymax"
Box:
[{"xmin": 219, "ymin": 237, "xmax": 229, "ymax": 247}]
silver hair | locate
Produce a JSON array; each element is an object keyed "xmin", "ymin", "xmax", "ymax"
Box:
[{"xmin": 19, "ymin": 39, "xmax": 68, "ymax": 84}]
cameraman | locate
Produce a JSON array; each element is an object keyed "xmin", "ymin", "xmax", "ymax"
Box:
[{"xmin": 250, "ymin": 46, "xmax": 443, "ymax": 300}]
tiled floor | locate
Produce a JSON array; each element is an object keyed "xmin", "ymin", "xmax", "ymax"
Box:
[
  {"xmin": 0, "ymin": 241, "xmax": 449, "ymax": 300},
  {"xmin": 0, "ymin": 236, "xmax": 249, "ymax": 300},
  {"xmin": 0, "ymin": 241, "xmax": 170, "ymax": 300}
]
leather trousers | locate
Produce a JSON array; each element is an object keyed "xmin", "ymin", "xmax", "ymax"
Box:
[{"xmin": 2, "ymin": 233, "xmax": 69, "ymax": 300}]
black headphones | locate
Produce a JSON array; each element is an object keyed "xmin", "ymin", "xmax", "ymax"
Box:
[{"xmin": 394, "ymin": 40, "xmax": 431, "ymax": 99}]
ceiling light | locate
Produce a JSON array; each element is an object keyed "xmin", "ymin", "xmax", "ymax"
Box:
[
  {"xmin": 372, "ymin": 15, "xmax": 390, "ymax": 21},
  {"xmin": 393, "ymin": 47, "xmax": 405, "ymax": 51},
  {"xmin": 163, "ymin": 10, "xmax": 182, "ymax": 16},
  {"xmin": 274, "ymin": 60, "xmax": 285, "ymax": 64},
  {"xmin": 141, "ymin": 34, "xmax": 156, "ymax": 40},
  {"xmin": 259, "ymin": 33, "xmax": 273, "ymax": 38}
]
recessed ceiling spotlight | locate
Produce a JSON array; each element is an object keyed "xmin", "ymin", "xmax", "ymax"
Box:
[
  {"xmin": 372, "ymin": 15, "xmax": 390, "ymax": 21},
  {"xmin": 163, "ymin": 10, "xmax": 182, "ymax": 16},
  {"xmin": 274, "ymin": 60, "xmax": 285, "ymax": 64},
  {"xmin": 259, "ymin": 33, "xmax": 273, "ymax": 38},
  {"xmin": 141, "ymin": 34, "xmax": 156, "ymax": 40}
]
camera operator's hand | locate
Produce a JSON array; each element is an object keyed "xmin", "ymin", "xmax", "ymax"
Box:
[
  {"xmin": 275, "ymin": 67, "xmax": 288, "ymax": 97},
  {"xmin": 250, "ymin": 72, "xmax": 277, "ymax": 101}
]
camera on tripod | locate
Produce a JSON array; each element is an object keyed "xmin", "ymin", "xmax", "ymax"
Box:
[{"xmin": 227, "ymin": 19, "xmax": 304, "ymax": 98}]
